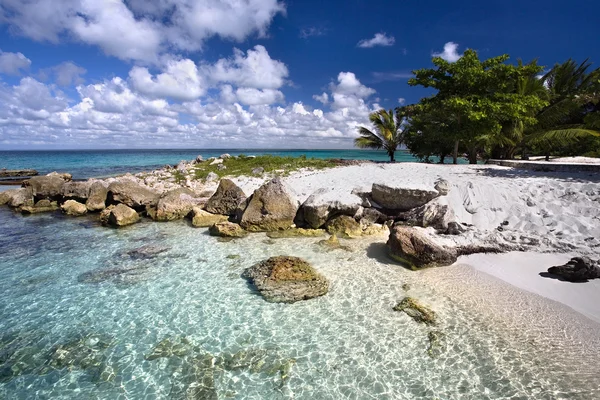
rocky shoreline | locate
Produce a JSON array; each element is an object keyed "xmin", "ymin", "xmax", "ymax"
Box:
[{"xmin": 2, "ymin": 155, "xmax": 599, "ymax": 288}]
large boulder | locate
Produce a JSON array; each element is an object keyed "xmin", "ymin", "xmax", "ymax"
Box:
[
  {"xmin": 208, "ymin": 222, "xmax": 247, "ymax": 238},
  {"xmin": 86, "ymin": 182, "xmax": 108, "ymax": 212},
  {"xmin": 21, "ymin": 199, "xmax": 59, "ymax": 214},
  {"xmin": 24, "ymin": 174, "xmax": 70, "ymax": 200},
  {"xmin": 191, "ymin": 208, "xmax": 229, "ymax": 227},
  {"xmin": 61, "ymin": 199, "xmax": 88, "ymax": 216},
  {"xmin": 300, "ymin": 188, "xmax": 362, "ymax": 229},
  {"xmin": 396, "ymin": 197, "xmax": 455, "ymax": 230},
  {"xmin": 240, "ymin": 178, "xmax": 298, "ymax": 232},
  {"xmin": 62, "ymin": 181, "xmax": 92, "ymax": 202},
  {"xmin": 101, "ymin": 204, "xmax": 140, "ymax": 227},
  {"xmin": 152, "ymin": 188, "xmax": 205, "ymax": 221},
  {"xmin": 371, "ymin": 183, "xmax": 439, "ymax": 211},
  {"xmin": 242, "ymin": 256, "xmax": 329, "ymax": 303},
  {"xmin": 4, "ymin": 187, "xmax": 34, "ymax": 208},
  {"xmin": 547, "ymin": 257, "xmax": 600, "ymax": 282},
  {"xmin": 387, "ymin": 225, "xmax": 457, "ymax": 269},
  {"xmin": 324, "ymin": 215, "xmax": 363, "ymax": 238},
  {"xmin": 204, "ymin": 179, "xmax": 247, "ymax": 216},
  {"xmin": 107, "ymin": 180, "xmax": 158, "ymax": 211},
  {"xmin": 0, "ymin": 191, "xmax": 10, "ymax": 206}
]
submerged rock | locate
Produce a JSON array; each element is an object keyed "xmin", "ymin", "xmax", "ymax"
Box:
[
  {"xmin": 20, "ymin": 199, "xmax": 59, "ymax": 214},
  {"xmin": 208, "ymin": 221, "xmax": 247, "ymax": 238},
  {"xmin": 266, "ymin": 228, "xmax": 327, "ymax": 239},
  {"xmin": 204, "ymin": 179, "xmax": 247, "ymax": 216},
  {"xmin": 242, "ymin": 256, "xmax": 329, "ymax": 303},
  {"xmin": 61, "ymin": 199, "xmax": 88, "ymax": 216},
  {"xmin": 547, "ymin": 257, "xmax": 600, "ymax": 282},
  {"xmin": 145, "ymin": 336, "xmax": 194, "ymax": 361},
  {"xmin": 240, "ymin": 178, "xmax": 298, "ymax": 232},
  {"xmin": 317, "ymin": 234, "xmax": 352, "ymax": 252},
  {"xmin": 427, "ymin": 330, "xmax": 446, "ymax": 358},
  {"xmin": 393, "ymin": 297, "xmax": 437, "ymax": 325},
  {"xmin": 325, "ymin": 215, "xmax": 362, "ymax": 238},
  {"xmin": 126, "ymin": 245, "xmax": 170, "ymax": 260},
  {"xmin": 371, "ymin": 183, "xmax": 439, "ymax": 211},
  {"xmin": 191, "ymin": 207, "xmax": 229, "ymax": 227},
  {"xmin": 387, "ymin": 225, "xmax": 457, "ymax": 269}
]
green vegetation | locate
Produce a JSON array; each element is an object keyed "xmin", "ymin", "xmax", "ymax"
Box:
[
  {"xmin": 357, "ymin": 50, "xmax": 600, "ymax": 163},
  {"xmin": 354, "ymin": 109, "xmax": 405, "ymax": 162},
  {"xmin": 193, "ymin": 155, "xmax": 338, "ymax": 180}
]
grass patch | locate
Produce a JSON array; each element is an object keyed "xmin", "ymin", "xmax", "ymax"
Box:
[{"xmin": 193, "ymin": 155, "xmax": 338, "ymax": 180}]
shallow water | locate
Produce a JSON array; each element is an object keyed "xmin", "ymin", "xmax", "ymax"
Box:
[{"xmin": 1, "ymin": 208, "xmax": 599, "ymax": 399}]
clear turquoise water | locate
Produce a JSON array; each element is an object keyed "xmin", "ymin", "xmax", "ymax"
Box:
[
  {"xmin": 1, "ymin": 209, "xmax": 599, "ymax": 399},
  {"xmin": 0, "ymin": 149, "xmax": 424, "ymax": 180}
]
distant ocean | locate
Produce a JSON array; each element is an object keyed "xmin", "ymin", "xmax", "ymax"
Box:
[{"xmin": 0, "ymin": 149, "xmax": 422, "ymax": 180}]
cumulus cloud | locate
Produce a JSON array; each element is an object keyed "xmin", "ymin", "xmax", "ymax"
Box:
[
  {"xmin": 204, "ymin": 45, "xmax": 288, "ymax": 89},
  {"xmin": 313, "ymin": 92, "xmax": 329, "ymax": 104},
  {"xmin": 0, "ymin": 50, "xmax": 32, "ymax": 75},
  {"xmin": 357, "ymin": 33, "xmax": 395, "ymax": 48},
  {"xmin": 0, "ymin": 0, "xmax": 286, "ymax": 62},
  {"xmin": 129, "ymin": 58, "xmax": 205, "ymax": 101},
  {"xmin": 398, "ymin": 98, "xmax": 406, "ymax": 105},
  {"xmin": 234, "ymin": 88, "xmax": 284, "ymax": 106},
  {"xmin": 40, "ymin": 62, "xmax": 87, "ymax": 86},
  {"xmin": 432, "ymin": 42, "xmax": 462, "ymax": 62}
]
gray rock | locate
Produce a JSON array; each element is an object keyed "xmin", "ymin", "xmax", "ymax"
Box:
[
  {"xmin": 24, "ymin": 174, "xmax": 70, "ymax": 200},
  {"xmin": 191, "ymin": 208, "xmax": 229, "ymax": 227},
  {"xmin": 195, "ymin": 155, "xmax": 204, "ymax": 163},
  {"xmin": 61, "ymin": 199, "xmax": 88, "ymax": 216},
  {"xmin": 208, "ymin": 221, "xmax": 247, "ymax": 238},
  {"xmin": 62, "ymin": 181, "xmax": 92, "ymax": 202},
  {"xmin": 396, "ymin": 197, "xmax": 455, "ymax": 230},
  {"xmin": 21, "ymin": 199, "xmax": 59, "ymax": 214},
  {"xmin": 300, "ymin": 188, "xmax": 362, "ymax": 229},
  {"xmin": 240, "ymin": 178, "xmax": 298, "ymax": 232},
  {"xmin": 107, "ymin": 180, "xmax": 159, "ymax": 211},
  {"xmin": 217, "ymin": 164, "xmax": 227, "ymax": 171},
  {"xmin": 371, "ymin": 183, "xmax": 439, "ymax": 211},
  {"xmin": 242, "ymin": 256, "xmax": 329, "ymax": 303},
  {"xmin": 3, "ymin": 187, "xmax": 34, "ymax": 208},
  {"xmin": 205, "ymin": 172, "xmax": 219, "ymax": 182},
  {"xmin": 0, "ymin": 169, "xmax": 38, "ymax": 177},
  {"xmin": 205, "ymin": 179, "xmax": 247, "ymax": 216},
  {"xmin": 220, "ymin": 153, "xmax": 232, "ymax": 159},
  {"xmin": 324, "ymin": 215, "xmax": 363, "ymax": 238},
  {"xmin": 434, "ymin": 179, "xmax": 451, "ymax": 196},
  {"xmin": 152, "ymin": 188, "xmax": 204, "ymax": 221},
  {"xmin": 101, "ymin": 204, "xmax": 140, "ymax": 227},
  {"xmin": 86, "ymin": 182, "xmax": 108, "ymax": 212},
  {"xmin": 444, "ymin": 222, "xmax": 464, "ymax": 235},
  {"xmin": 387, "ymin": 225, "xmax": 458, "ymax": 269},
  {"xmin": 209, "ymin": 158, "xmax": 223, "ymax": 166},
  {"xmin": 251, "ymin": 167, "xmax": 265, "ymax": 175},
  {"xmin": 547, "ymin": 257, "xmax": 600, "ymax": 282}
]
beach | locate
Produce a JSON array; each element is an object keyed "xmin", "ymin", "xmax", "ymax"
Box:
[{"xmin": 1, "ymin": 157, "xmax": 599, "ymax": 399}]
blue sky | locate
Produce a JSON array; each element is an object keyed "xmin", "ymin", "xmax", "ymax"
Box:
[{"xmin": 0, "ymin": 0, "xmax": 599, "ymax": 149}]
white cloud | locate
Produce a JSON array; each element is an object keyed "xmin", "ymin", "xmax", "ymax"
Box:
[
  {"xmin": 204, "ymin": 45, "xmax": 288, "ymax": 89},
  {"xmin": 0, "ymin": 0, "xmax": 286, "ymax": 62},
  {"xmin": 234, "ymin": 88, "xmax": 284, "ymax": 106},
  {"xmin": 313, "ymin": 92, "xmax": 329, "ymax": 104},
  {"xmin": 432, "ymin": 42, "xmax": 462, "ymax": 62},
  {"xmin": 398, "ymin": 98, "xmax": 406, "ymax": 105},
  {"xmin": 357, "ymin": 33, "xmax": 395, "ymax": 48},
  {"xmin": 332, "ymin": 72, "xmax": 376, "ymax": 98},
  {"xmin": 300, "ymin": 27, "xmax": 327, "ymax": 39},
  {"xmin": 43, "ymin": 62, "xmax": 87, "ymax": 86},
  {"xmin": 129, "ymin": 58, "xmax": 205, "ymax": 101},
  {"xmin": 0, "ymin": 50, "xmax": 32, "ymax": 75}
]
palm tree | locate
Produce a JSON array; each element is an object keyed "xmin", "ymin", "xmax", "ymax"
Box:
[{"xmin": 355, "ymin": 109, "xmax": 405, "ymax": 162}]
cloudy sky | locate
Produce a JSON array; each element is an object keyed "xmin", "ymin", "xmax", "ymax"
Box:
[{"xmin": 0, "ymin": 0, "xmax": 598, "ymax": 149}]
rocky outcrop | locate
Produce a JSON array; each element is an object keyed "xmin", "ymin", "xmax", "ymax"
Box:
[
  {"xmin": 324, "ymin": 215, "xmax": 362, "ymax": 238},
  {"xmin": 434, "ymin": 179, "xmax": 451, "ymax": 196},
  {"xmin": 61, "ymin": 200, "xmax": 88, "ymax": 216},
  {"xmin": 62, "ymin": 181, "xmax": 92, "ymax": 202},
  {"xmin": 547, "ymin": 257, "xmax": 600, "ymax": 282},
  {"xmin": 0, "ymin": 190, "xmax": 10, "ymax": 206},
  {"xmin": 387, "ymin": 225, "xmax": 457, "ymax": 269},
  {"xmin": 393, "ymin": 297, "xmax": 437, "ymax": 325},
  {"xmin": 317, "ymin": 234, "xmax": 352, "ymax": 252},
  {"xmin": 24, "ymin": 174, "xmax": 70, "ymax": 200},
  {"xmin": 101, "ymin": 204, "xmax": 140, "ymax": 227},
  {"xmin": 107, "ymin": 180, "xmax": 159, "ymax": 211},
  {"xmin": 266, "ymin": 228, "xmax": 327, "ymax": 238},
  {"xmin": 300, "ymin": 188, "xmax": 362, "ymax": 229},
  {"xmin": 191, "ymin": 208, "xmax": 229, "ymax": 227},
  {"xmin": 152, "ymin": 188, "xmax": 205, "ymax": 221},
  {"xmin": 21, "ymin": 199, "xmax": 59, "ymax": 214},
  {"xmin": 396, "ymin": 196, "xmax": 455, "ymax": 230},
  {"xmin": 4, "ymin": 187, "xmax": 34, "ymax": 208},
  {"xmin": 204, "ymin": 179, "xmax": 247, "ymax": 216},
  {"xmin": 0, "ymin": 168, "xmax": 38, "ymax": 177},
  {"xmin": 240, "ymin": 178, "xmax": 298, "ymax": 232},
  {"xmin": 86, "ymin": 182, "xmax": 108, "ymax": 212},
  {"xmin": 371, "ymin": 183, "xmax": 439, "ymax": 211},
  {"xmin": 208, "ymin": 222, "xmax": 247, "ymax": 238},
  {"xmin": 242, "ymin": 256, "xmax": 329, "ymax": 303}
]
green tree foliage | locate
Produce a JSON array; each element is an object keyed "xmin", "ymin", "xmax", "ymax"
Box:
[
  {"xmin": 354, "ymin": 109, "xmax": 405, "ymax": 162},
  {"xmin": 406, "ymin": 50, "xmax": 548, "ymax": 163}
]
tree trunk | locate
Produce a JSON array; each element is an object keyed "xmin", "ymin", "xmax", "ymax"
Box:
[
  {"xmin": 439, "ymin": 154, "xmax": 445, "ymax": 164},
  {"xmin": 545, "ymin": 154, "xmax": 550, "ymax": 162},
  {"xmin": 389, "ymin": 151, "xmax": 395, "ymax": 162},
  {"xmin": 469, "ymin": 153, "xmax": 478, "ymax": 164},
  {"xmin": 453, "ymin": 140, "xmax": 459, "ymax": 164}
]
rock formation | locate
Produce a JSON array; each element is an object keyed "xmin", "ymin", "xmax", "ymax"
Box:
[
  {"xmin": 240, "ymin": 178, "xmax": 298, "ymax": 232},
  {"xmin": 204, "ymin": 179, "xmax": 247, "ymax": 216},
  {"xmin": 387, "ymin": 225, "xmax": 458, "ymax": 269}
]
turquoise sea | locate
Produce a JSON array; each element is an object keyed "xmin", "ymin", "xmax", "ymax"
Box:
[
  {"xmin": 0, "ymin": 149, "xmax": 421, "ymax": 180},
  {"xmin": 1, "ymin": 149, "xmax": 599, "ymax": 399}
]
